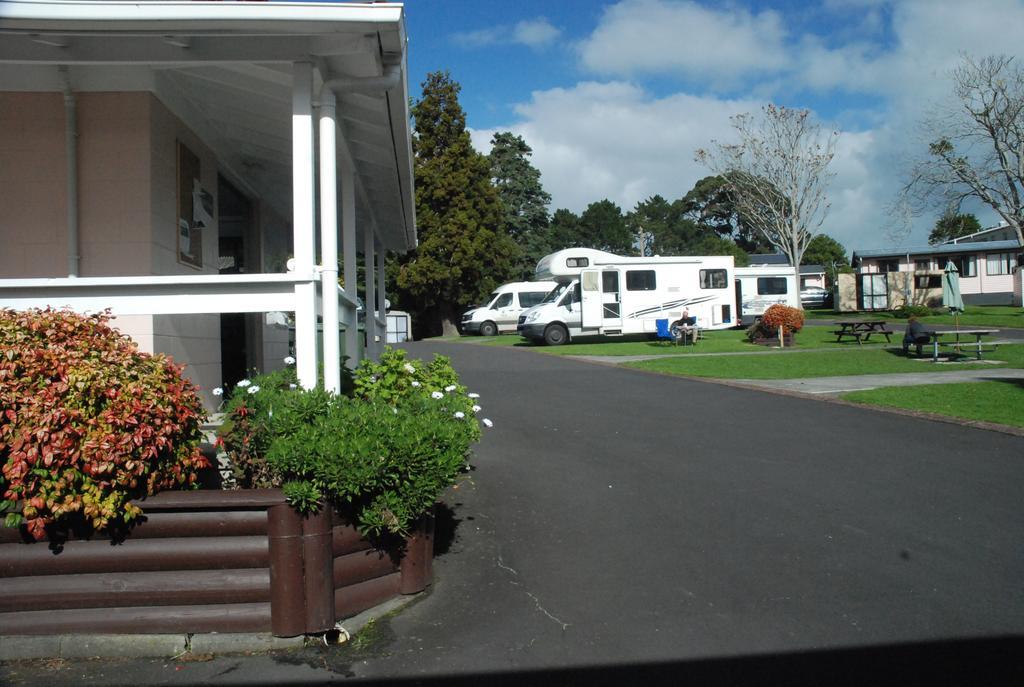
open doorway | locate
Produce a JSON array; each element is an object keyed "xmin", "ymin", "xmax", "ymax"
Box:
[{"xmin": 218, "ymin": 175, "xmax": 259, "ymax": 389}]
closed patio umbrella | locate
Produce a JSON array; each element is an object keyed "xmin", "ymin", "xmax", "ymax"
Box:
[{"xmin": 943, "ymin": 259, "xmax": 964, "ymax": 332}]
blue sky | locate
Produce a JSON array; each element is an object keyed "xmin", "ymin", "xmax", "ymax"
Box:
[{"xmin": 402, "ymin": 0, "xmax": 1024, "ymax": 252}]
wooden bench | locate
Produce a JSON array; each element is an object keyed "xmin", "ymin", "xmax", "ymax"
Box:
[{"xmin": 833, "ymin": 328, "xmax": 894, "ymax": 344}]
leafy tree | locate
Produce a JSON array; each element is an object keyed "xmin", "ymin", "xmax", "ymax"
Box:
[
  {"xmin": 692, "ymin": 234, "xmax": 751, "ymax": 266},
  {"xmin": 578, "ymin": 199, "xmax": 634, "ymax": 254},
  {"xmin": 680, "ymin": 175, "xmax": 773, "ymax": 253},
  {"xmin": 394, "ymin": 71, "xmax": 518, "ymax": 336},
  {"xmin": 628, "ymin": 195, "xmax": 692, "ymax": 256},
  {"xmin": 801, "ymin": 233, "xmax": 848, "ymax": 285},
  {"xmin": 929, "ymin": 211, "xmax": 983, "ymax": 245},
  {"xmin": 488, "ymin": 132, "xmax": 552, "ymax": 280},
  {"xmin": 547, "ymin": 208, "xmax": 584, "ymax": 253},
  {"xmin": 696, "ymin": 105, "xmax": 839, "ymax": 308},
  {"xmin": 899, "ymin": 55, "xmax": 1024, "ymax": 248}
]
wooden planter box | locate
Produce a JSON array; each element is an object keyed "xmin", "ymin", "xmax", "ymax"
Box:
[
  {"xmin": 752, "ymin": 332, "xmax": 795, "ymax": 346},
  {"xmin": 0, "ymin": 490, "xmax": 433, "ymax": 637}
]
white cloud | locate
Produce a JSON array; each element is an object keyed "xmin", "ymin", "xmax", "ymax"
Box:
[
  {"xmin": 452, "ymin": 17, "xmax": 561, "ymax": 50},
  {"xmin": 469, "ymin": 82, "xmax": 923, "ymax": 254},
  {"xmin": 472, "ymin": 81, "xmax": 761, "ymax": 218},
  {"xmin": 469, "ymin": 0, "xmax": 1024, "ymax": 254},
  {"xmin": 513, "ymin": 18, "xmax": 561, "ymax": 48},
  {"xmin": 577, "ymin": 0, "xmax": 789, "ymax": 83}
]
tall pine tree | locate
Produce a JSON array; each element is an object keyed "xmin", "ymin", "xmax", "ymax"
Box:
[
  {"xmin": 488, "ymin": 132, "xmax": 552, "ymax": 279},
  {"xmin": 395, "ymin": 72, "xmax": 518, "ymax": 337}
]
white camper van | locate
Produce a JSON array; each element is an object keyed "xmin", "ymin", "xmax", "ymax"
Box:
[
  {"xmin": 460, "ymin": 281, "xmax": 558, "ymax": 336},
  {"xmin": 734, "ymin": 265, "xmax": 800, "ymax": 325},
  {"xmin": 518, "ymin": 249, "xmax": 736, "ymax": 345}
]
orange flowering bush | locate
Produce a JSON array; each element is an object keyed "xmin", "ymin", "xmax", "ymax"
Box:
[
  {"xmin": 760, "ymin": 304, "xmax": 805, "ymax": 334},
  {"xmin": 0, "ymin": 308, "xmax": 209, "ymax": 540}
]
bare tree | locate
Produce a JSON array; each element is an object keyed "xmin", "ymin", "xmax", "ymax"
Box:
[
  {"xmin": 696, "ymin": 105, "xmax": 838, "ymax": 305},
  {"xmin": 900, "ymin": 54, "xmax": 1024, "ymax": 247}
]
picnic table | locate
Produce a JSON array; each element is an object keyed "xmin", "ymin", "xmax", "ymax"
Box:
[
  {"xmin": 833, "ymin": 320, "xmax": 894, "ymax": 344},
  {"xmin": 925, "ymin": 329, "xmax": 1001, "ymax": 361}
]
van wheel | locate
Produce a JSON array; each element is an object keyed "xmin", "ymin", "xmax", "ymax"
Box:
[
  {"xmin": 479, "ymin": 321, "xmax": 498, "ymax": 337},
  {"xmin": 543, "ymin": 323, "xmax": 569, "ymax": 346}
]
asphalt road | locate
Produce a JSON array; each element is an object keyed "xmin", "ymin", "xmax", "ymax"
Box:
[{"xmin": 6, "ymin": 340, "xmax": 1023, "ymax": 686}]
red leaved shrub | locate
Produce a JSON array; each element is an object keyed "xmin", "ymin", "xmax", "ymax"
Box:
[
  {"xmin": 0, "ymin": 308, "xmax": 209, "ymax": 539},
  {"xmin": 760, "ymin": 304, "xmax": 805, "ymax": 334}
]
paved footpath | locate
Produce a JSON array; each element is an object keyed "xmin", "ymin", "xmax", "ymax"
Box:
[{"xmin": 4, "ymin": 340, "xmax": 1023, "ymax": 686}]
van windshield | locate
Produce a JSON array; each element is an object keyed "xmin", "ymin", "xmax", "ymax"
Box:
[
  {"xmin": 485, "ymin": 291, "xmax": 500, "ymax": 308},
  {"xmin": 541, "ymin": 284, "xmax": 569, "ymax": 304}
]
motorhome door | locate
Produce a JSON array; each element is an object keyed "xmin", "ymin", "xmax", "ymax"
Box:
[
  {"xmin": 600, "ymin": 270, "xmax": 622, "ymax": 328},
  {"xmin": 580, "ymin": 269, "xmax": 622, "ymax": 329},
  {"xmin": 580, "ymin": 269, "xmax": 603, "ymax": 327}
]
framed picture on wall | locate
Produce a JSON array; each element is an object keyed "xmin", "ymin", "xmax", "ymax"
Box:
[{"xmin": 177, "ymin": 141, "xmax": 211, "ymax": 269}]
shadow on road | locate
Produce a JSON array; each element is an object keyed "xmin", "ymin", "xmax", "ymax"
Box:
[{"xmin": 264, "ymin": 635, "xmax": 1022, "ymax": 686}]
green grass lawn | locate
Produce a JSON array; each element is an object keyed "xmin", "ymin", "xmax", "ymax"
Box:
[
  {"xmin": 841, "ymin": 382, "xmax": 1024, "ymax": 428},
  {"xmin": 826, "ymin": 305, "xmax": 1024, "ymax": 329},
  {"xmin": 461, "ymin": 325, "xmax": 897, "ymax": 356},
  {"xmin": 623, "ymin": 343, "xmax": 1024, "ymax": 379}
]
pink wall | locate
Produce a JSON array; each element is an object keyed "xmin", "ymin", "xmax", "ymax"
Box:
[{"xmin": 0, "ymin": 92, "xmax": 68, "ymax": 277}]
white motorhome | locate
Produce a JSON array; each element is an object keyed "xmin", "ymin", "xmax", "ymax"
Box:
[
  {"xmin": 734, "ymin": 265, "xmax": 800, "ymax": 325},
  {"xmin": 518, "ymin": 249, "xmax": 736, "ymax": 345},
  {"xmin": 460, "ymin": 281, "xmax": 558, "ymax": 336}
]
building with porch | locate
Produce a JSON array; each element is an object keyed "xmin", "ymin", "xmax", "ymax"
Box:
[
  {"xmin": 0, "ymin": 1, "xmax": 417, "ymax": 411},
  {"xmin": 847, "ymin": 224, "xmax": 1023, "ymax": 311}
]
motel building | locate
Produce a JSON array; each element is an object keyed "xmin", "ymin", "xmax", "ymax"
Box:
[{"xmin": 0, "ymin": 0, "xmax": 417, "ymax": 411}]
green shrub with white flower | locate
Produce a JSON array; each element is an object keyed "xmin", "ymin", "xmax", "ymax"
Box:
[{"xmin": 217, "ymin": 348, "xmax": 488, "ymax": 536}]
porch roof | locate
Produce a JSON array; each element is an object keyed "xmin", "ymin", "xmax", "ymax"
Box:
[
  {"xmin": 852, "ymin": 239, "xmax": 1022, "ymax": 264},
  {"xmin": 0, "ymin": 0, "xmax": 417, "ymax": 252}
]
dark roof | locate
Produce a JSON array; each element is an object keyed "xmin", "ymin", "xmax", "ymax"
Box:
[{"xmin": 853, "ymin": 239, "xmax": 1022, "ymax": 262}]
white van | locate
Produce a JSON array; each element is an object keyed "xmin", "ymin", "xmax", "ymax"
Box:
[
  {"xmin": 460, "ymin": 281, "xmax": 558, "ymax": 336},
  {"xmin": 517, "ymin": 249, "xmax": 736, "ymax": 345},
  {"xmin": 734, "ymin": 265, "xmax": 800, "ymax": 325}
]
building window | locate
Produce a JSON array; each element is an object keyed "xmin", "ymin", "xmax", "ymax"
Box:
[
  {"xmin": 757, "ymin": 277, "xmax": 788, "ymax": 295},
  {"xmin": 625, "ymin": 270, "xmax": 657, "ymax": 291},
  {"xmin": 877, "ymin": 259, "xmax": 899, "ymax": 273},
  {"xmin": 914, "ymin": 274, "xmax": 942, "ymax": 289},
  {"xmin": 699, "ymin": 269, "xmax": 727, "ymax": 289},
  {"xmin": 950, "ymin": 255, "xmax": 977, "ymax": 277},
  {"xmin": 914, "ymin": 259, "xmax": 933, "ymax": 272},
  {"xmin": 986, "ymin": 252, "xmax": 1018, "ymax": 275},
  {"xmin": 566, "ymin": 257, "xmax": 590, "ymax": 268}
]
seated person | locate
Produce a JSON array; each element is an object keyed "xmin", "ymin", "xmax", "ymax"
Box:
[
  {"xmin": 902, "ymin": 316, "xmax": 931, "ymax": 355},
  {"xmin": 670, "ymin": 309, "xmax": 699, "ymax": 342}
]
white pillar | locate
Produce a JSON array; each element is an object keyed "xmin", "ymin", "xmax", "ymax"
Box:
[
  {"xmin": 377, "ymin": 240, "xmax": 387, "ymax": 352},
  {"xmin": 341, "ymin": 151, "xmax": 359, "ymax": 368},
  {"xmin": 318, "ymin": 88, "xmax": 341, "ymax": 394},
  {"xmin": 292, "ymin": 61, "xmax": 318, "ymax": 390},
  {"xmin": 363, "ymin": 226, "xmax": 376, "ymax": 360}
]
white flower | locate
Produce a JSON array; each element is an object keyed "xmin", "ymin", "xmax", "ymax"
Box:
[
  {"xmin": 404, "ymin": 363, "xmax": 416, "ymax": 374},
  {"xmin": 411, "ymin": 381, "xmax": 421, "ymax": 387},
  {"xmin": 393, "ymin": 407, "xmax": 399, "ymax": 414},
  {"xmin": 211, "ymin": 387, "xmax": 224, "ymax": 397},
  {"xmin": 431, "ymin": 391, "xmax": 444, "ymax": 399},
  {"xmin": 445, "ymin": 385, "xmax": 457, "ymax": 392},
  {"xmin": 467, "ymin": 393, "xmax": 480, "ymax": 399},
  {"xmin": 472, "ymin": 405, "xmax": 481, "ymax": 413},
  {"xmin": 236, "ymin": 379, "xmax": 251, "ymax": 388},
  {"xmin": 289, "ymin": 383, "xmax": 298, "ymax": 390},
  {"xmin": 454, "ymin": 411, "xmax": 465, "ymax": 419},
  {"xmin": 283, "ymin": 356, "xmax": 296, "ymax": 365},
  {"xmin": 247, "ymin": 385, "xmax": 260, "ymax": 394},
  {"xmin": 482, "ymin": 418, "xmax": 493, "ymax": 428}
]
